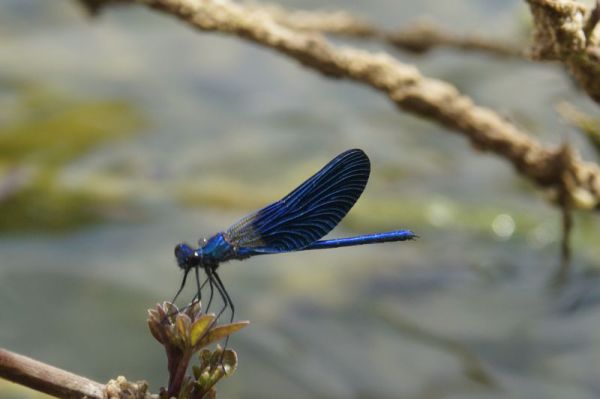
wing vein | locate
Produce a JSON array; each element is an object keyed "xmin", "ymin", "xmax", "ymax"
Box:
[{"xmin": 225, "ymin": 149, "xmax": 370, "ymax": 252}]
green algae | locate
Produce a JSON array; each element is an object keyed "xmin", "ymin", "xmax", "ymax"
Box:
[{"xmin": 0, "ymin": 83, "xmax": 144, "ymax": 232}]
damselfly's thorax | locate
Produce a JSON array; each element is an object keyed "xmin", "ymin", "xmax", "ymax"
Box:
[
  {"xmin": 200, "ymin": 233, "xmax": 236, "ymax": 264},
  {"xmin": 174, "ymin": 233, "xmax": 237, "ymax": 271}
]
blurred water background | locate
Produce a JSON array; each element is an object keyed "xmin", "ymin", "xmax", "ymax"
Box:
[{"xmin": 1, "ymin": 1, "xmax": 600, "ymax": 398}]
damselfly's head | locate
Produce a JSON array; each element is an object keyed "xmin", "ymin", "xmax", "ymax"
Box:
[{"xmin": 174, "ymin": 243, "xmax": 202, "ymax": 270}]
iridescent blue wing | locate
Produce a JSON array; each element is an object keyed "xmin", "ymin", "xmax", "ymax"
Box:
[{"xmin": 225, "ymin": 149, "xmax": 370, "ymax": 253}]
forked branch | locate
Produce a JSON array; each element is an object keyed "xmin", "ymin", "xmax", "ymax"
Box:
[{"xmin": 84, "ymin": 0, "xmax": 600, "ymax": 211}]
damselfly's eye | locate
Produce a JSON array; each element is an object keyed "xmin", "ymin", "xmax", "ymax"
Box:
[{"xmin": 174, "ymin": 243, "xmax": 194, "ymax": 269}]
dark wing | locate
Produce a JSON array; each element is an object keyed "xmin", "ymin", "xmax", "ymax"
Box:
[{"xmin": 225, "ymin": 149, "xmax": 370, "ymax": 253}]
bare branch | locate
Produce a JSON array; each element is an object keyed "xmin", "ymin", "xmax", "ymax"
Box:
[
  {"xmin": 0, "ymin": 348, "xmax": 105, "ymax": 399},
  {"xmin": 77, "ymin": 0, "xmax": 526, "ymax": 58},
  {"xmin": 89, "ymin": 0, "xmax": 600, "ymax": 211},
  {"xmin": 209, "ymin": 0, "xmax": 600, "ymax": 103},
  {"xmin": 0, "ymin": 348, "xmax": 153, "ymax": 399},
  {"xmin": 526, "ymin": 0, "xmax": 600, "ymax": 103},
  {"xmin": 557, "ymin": 101, "xmax": 600, "ymax": 154}
]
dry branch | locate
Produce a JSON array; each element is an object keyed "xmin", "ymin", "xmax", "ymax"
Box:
[
  {"xmin": 78, "ymin": 0, "xmax": 526, "ymax": 58},
  {"xmin": 0, "ymin": 348, "xmax": 152, "ymax": 399},
  {"xmin": 527, "ymin": 0, "xmax": 600, "ymax": 103},
  {"xmin": 81, "ymin": 0, "xmax": 600, "ymax": 103},
  {"xmin": 0, "ymin": 348, "xmax": 105, "ymax": 399},
  {"xmin": 188, "ymin": 0, "xmax": 600, "ymax": 104},
  {"xmin": 87, "ymin": 0, "xmax": 600, "ymax": 211}
]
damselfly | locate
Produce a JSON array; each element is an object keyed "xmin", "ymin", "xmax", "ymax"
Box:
[{"xmin": 173, "ymin": 149, "xmax": 416, "ymax": 321}]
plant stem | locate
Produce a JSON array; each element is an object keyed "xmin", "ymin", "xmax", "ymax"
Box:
[{"xmin": 168, "ymin": 351, "xmax": 192, "ymax": 397}]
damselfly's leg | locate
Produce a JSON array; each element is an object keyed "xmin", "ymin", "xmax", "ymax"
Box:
[
  {"xmin": 213, "ymin": 270, "xmax": 234, "ymax": 324},
  {"xmin": 194, "ymin": 266, "xmax": 202, "ymax": 305},
  {"xmin": 211, "ymin": 269, "xmax": 235, "ymax": 363},
  {"xmin": 162, "ymin": 269, "xmax": 191, "ymax": 322},
  {"xmin": 206, "ymin": 267, "xmax": 228, "ymax": 320},
  {"xmin": 205, "ymin": 269, "xmax": 215, "ymax": 313},
  {"xmin": 170, "ymin": 268, "xmax": 190, "ymax": 305},
  {"xmin": 183, "ymin": 269, "xmax": 209, "ymax": 310},
  {"xmin": 189, "ymin": 268, "xmax": 232, "ymax": 369},
  {"xmin": 167, "ymin": 274, "xmax": 210, "ymax": 319}
]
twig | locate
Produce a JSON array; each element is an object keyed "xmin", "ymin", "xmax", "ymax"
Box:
[
  {"xmin": 556, "ymin": 101, "xmax": 600, "ymax": 155},
  {"xmin": 243, "ymin": 3, "xmax": 525, "ymax": 58},
  {"xmin": 549, "ymin": 145, "xmax": 576, "ymax": 289},
  {"xmin": 86, "ymin": 0, "xmax": 600, "ymax": 212},
  {"xmin": 377, "ymin": 306, "xmax": 497, "ymax": 388},
  {"xmin": 387, "ymin": 21, "xmax": 524, "ymax": 58},
  {"xmin": 0, "ymin": 348, "xmax": 105, "ymax": 399},
  {"xmin": 557, "ymin": 195, "xmax": 574, "ymax": 285},
  {"xmin": 584, "ymin": 0, "xmax": 600, "ymax": 38},
  {"xmin": 77, "ymin": 0, "xmax": 130, "ymax": 15}
]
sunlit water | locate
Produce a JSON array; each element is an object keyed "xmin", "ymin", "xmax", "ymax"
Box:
[{"xmin": 1, "ymin": 1, "xmax": 600, "ymax": 398}]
